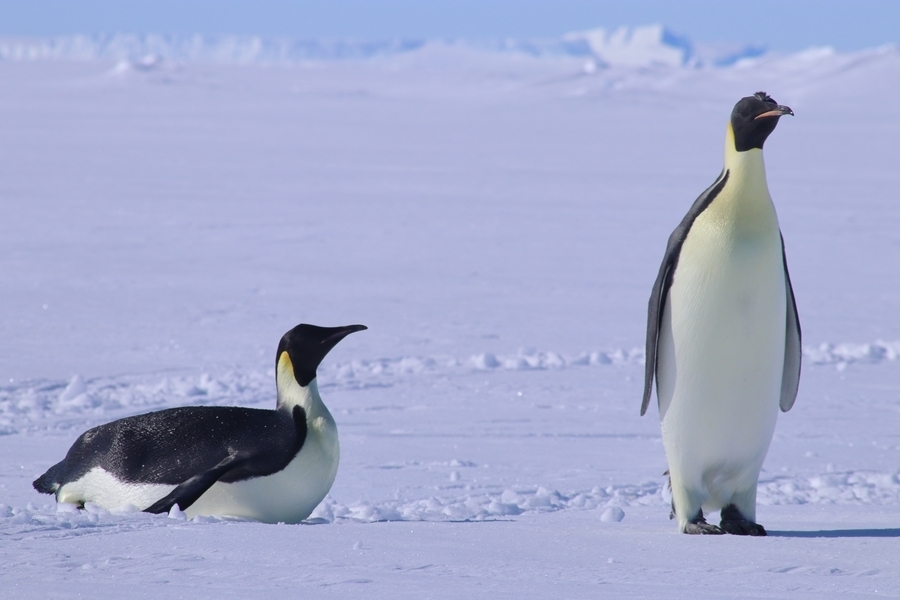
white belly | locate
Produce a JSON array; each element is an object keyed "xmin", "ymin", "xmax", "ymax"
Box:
[
  {"xmin": 185, "ymin": 417, "xmax": 340, "ymax": 524},
  {"xmin": 657, "ymin": 218, "xmax": 786, "ymax": 509},
  {"xmin": 57, "ymin": 468, "xmax": 176, "ymax": 511}
]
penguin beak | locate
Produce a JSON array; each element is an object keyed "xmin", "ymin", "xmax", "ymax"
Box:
[
  {"xmin": 321, "ymin": 324, "xmax": 368, "ymax": 345},
  {"xmin": 755, "ymin": 105, "xmax": 794, "ymax": 119}
]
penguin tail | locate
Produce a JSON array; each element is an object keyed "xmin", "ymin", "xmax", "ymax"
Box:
[
  {"xmin": 33, "ymin": 462, "xmax": 65, "ymax": 495},
  {"xmin": 663, "ymin": 469, "xmax": 675, "ymax": 520}
]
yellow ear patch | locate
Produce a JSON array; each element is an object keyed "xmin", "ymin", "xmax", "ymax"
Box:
[
  {"xmin": 278, "ymin": 351, "xmax": 293, "ymax": 374},
  {"xmin": 725, "ymin": 122, "xmax": 735, "ymax": 146}
]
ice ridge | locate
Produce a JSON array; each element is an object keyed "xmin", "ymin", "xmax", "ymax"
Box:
[
  {"xmin": 2, "ymin": 339, "xmax": 898, "ymax": 435},
  {"xmin": 0, "ymin": 26, "xmax": 764, "ymax": 68}
]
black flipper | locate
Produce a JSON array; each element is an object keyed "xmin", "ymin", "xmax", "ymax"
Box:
[
  {"xmin": 144, "ymin": 455, "xmax": 248, "ymax": 514},
  {"xmin": 779, "ymin": 234, "xmax": 802, "ymax": 412},
  {"xmin": 642, "ymin": 170, "xmax": 730, "ymax": 416}
]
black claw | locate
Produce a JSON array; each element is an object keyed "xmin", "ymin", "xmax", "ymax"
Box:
[
  {"xmin": 684, "ymin": 521, "xmax": 725, "ymax": 535},
  {"xmin": 683, "ymin": 509, "xmax": 724, "ymax": 535},
  {"xmin": 720, "ymin": 504, "xmax": 767, "ymax": 536}
]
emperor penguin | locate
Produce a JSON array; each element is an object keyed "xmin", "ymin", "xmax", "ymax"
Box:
[
  {"xmin": 642, "ymin": 92, "xmax": 801, "ymax": 535},
  {"xmin": 33, "ymin": 323, "xmax": 366, "ymax": 524}
]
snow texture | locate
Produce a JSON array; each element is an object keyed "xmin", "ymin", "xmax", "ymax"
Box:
[{"xmin": 2, "ymin": 35, "xmax": 900, "ymax": 599}]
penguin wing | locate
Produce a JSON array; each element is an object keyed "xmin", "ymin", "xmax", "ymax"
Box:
[
  {"xmin": 780, "ymin": 235, "xmax": 802, "ymax": 412},
  {"xmin": 642, "ymin": 236, "xmax": 678, "ymax": 416},
  {"xmin": 642, "ymin": 170, "xmax": 731, "ymax": 416},
  {"xmin": 143, "ymin": 454, "xmax": 246, "ymax": 514}
]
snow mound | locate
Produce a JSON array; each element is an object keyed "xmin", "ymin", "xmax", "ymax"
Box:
[
  {"xmin": 0, "ymin": 370, "xmax": 272, "ymax": 435},
  {"xmin": 110, "ymin": 53, "xmax": 165, "ymax": 75},
  {"xmin": 321, "ymin": 481, "xmax": 657, "ymax": 523},
  {"xmin": 804, "ymin": 341, "xmax": 900, "ymax": 368},
  {"xmin": 759, "ymin": 470, "xmax": 900, "ymax": 506},
  {"xmin": 600, "ymin": 506, "xmax": 626, "ymax": 522},
  {"xmin": 0, "ymin": 501, "xmax": 231, "ymax": 541}
]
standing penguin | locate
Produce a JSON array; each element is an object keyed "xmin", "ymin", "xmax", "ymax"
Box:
[
  {"xmin": 33, "ymin": 323, "xmax": 366, "ymax": 524},
  {"xmin": 642, "ymin": 92, "xmax": 800, "ymax": 535}
]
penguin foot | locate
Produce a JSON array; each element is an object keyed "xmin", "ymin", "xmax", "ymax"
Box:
[
  {"xmin": 720, "ymin": 504, "xmax": 767, "ymax": 536},
  {"xmin": 683, "ymin": 510, "xmax": 724, "ymax": 535}
]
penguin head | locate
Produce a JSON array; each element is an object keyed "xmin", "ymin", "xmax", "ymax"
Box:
[
  {"xmin": 730, "ymin": 91, "xmax": 793, "ymax": 152},
  {"xmin": 276, "ymin": 323, "xmax": 368, "ymax": 388}
]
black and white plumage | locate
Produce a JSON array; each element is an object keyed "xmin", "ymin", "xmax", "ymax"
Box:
[
  {"xmin": 33, "ymin": 323, "xmax": 366, "ymax": 524},
  {"xmin": 642, "ymin": 92, "xmax": 800, "ymax": 535}
]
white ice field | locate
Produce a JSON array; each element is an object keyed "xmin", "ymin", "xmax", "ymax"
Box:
[{"xmin": 2, "ymin": 39, "xmax": 900, "ymax": 598}]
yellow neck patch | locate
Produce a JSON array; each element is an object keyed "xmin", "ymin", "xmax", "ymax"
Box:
[{"xmin": 278, "ymin": 351, "xmax": 293, "ymax": 376}]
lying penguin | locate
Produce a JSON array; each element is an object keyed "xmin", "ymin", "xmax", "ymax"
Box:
[
  {"xmin": 642, "ymin": 92, "xmax": 800, "ymax": 535},
  {"xmin": 33, "ymin": 323, "xmax": 366, "ymax": 524}
]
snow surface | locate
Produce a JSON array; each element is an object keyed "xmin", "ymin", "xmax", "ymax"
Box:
[{"xmin": 2, "ymin": 41, "xmax": 900, "ymax": 598}]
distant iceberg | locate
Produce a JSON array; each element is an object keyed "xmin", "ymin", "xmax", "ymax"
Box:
[
  {"xmin": 561, "ymin": 25, "xmax": 766, "ymax": 68},
  {"xmin": 562, "ymin": 25, "xmax": 692, "ymax": 68},
  {"xmin": 0, "ymin": 27, "xmax": 765, "ymax": 68}
]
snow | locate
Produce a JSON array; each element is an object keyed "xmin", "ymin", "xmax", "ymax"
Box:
[{"xmin": 2, "ymin": 38, "xmax": 900, "ymax": 599}]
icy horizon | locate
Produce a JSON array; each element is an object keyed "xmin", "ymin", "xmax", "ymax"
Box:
[{"xmin": 0, "ymin": 24, "xmax": 841, "ymax": 69}]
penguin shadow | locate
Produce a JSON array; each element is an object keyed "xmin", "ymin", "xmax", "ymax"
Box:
[{"xmin": 768, "ymin": 528, "xmax": 900, "ymax": 539}]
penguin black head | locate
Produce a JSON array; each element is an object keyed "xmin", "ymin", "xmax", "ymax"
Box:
[
  {"xmin": 730, "ymin": 91, "xmax": 794, "ymax": 152},
  {"xmin": 276, "ymin": 323, "xmax": 367, "ymax": 387}
]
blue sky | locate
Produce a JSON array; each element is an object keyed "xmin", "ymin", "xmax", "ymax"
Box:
[{"xmin": 1, "ymin": 0, "xmax": 897, "ymax": 52}]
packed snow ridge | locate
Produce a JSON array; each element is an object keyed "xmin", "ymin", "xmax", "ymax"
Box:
[
  {"xmin": 1, "ymin": 339, "xmax": 897, "ymax": 436},
  {"xmin": 6, "ymin": 464, "xmax": 900, "ymax": 532},
  {"xmin": 0, "ymin": 25, "xmax": 765, "ymax": 68}
]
